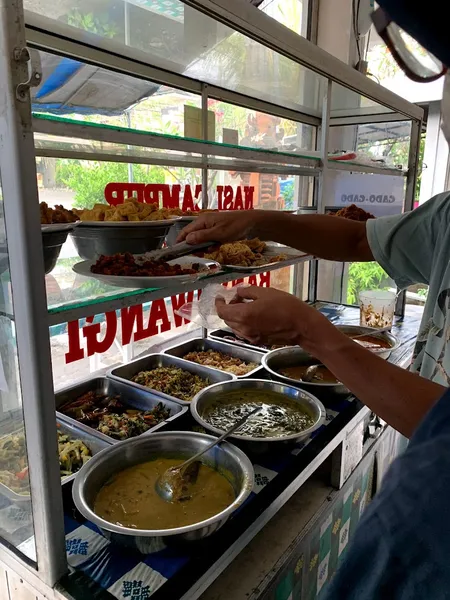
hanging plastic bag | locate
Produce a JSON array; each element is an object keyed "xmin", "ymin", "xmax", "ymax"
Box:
[{"xmin": 175, "ymin": 283, "xmax": 249, "ymax": 330}]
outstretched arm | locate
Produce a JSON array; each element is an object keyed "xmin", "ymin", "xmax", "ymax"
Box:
[
  {"xmin": 178, "ymin": 211, "xmax": 374, "ymax": 262},
  {"xmin": 216, "ymin": 287, "xmax": 444, "ymax": 438}
]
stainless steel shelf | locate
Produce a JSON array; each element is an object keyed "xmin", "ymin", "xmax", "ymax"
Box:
[
  {"xmin": 327, "ymin": 159, "xmax": 407, "ymax": 177},
  {"xmin": 32, "ymin": 115, "xmax": 321, "ymax": 172}
]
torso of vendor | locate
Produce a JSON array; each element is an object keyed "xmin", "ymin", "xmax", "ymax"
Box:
[{"xmin": 367, "ymin": 192, "xmax": 450, "ymax": 386}]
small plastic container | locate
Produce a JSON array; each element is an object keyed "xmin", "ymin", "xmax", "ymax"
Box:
[{"xmin": 359, "ymin": 290, "xmax": 396, "ymax": 329}]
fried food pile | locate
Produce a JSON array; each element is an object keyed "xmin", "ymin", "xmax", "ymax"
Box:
[
  {"xmin": 183, "ymin": 349, "xmax": 258, "ymax": 376},
  {"xmin": 79, "ymin": 199, "xmax": 174, "ymax": 222},
  {"xmin": 91, "ymin": 252, "xmax": 202, "ymax": 277},
  {"xmin": 333, "ymin": 204, "xmax": 375, "ymax": 222},
  {"xmin": 203, "ymin": 238, "xmax": 286, "ymax": 267},
  {"xmin": 40, "ymin": 202, "xmax": 79, "ymax": 224},
  {"xmin": 132, "ymin": 366, "xmax": 210, "ymax": 402}
]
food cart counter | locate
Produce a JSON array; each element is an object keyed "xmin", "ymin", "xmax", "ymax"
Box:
[{"xmin": 35, "ymin": 303, "xmax": 418, "ymax": 600}]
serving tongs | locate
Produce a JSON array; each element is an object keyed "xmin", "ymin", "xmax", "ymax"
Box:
[{"xmin": 144, "ymin": 240, "xmax": 218, "ymax": 262}]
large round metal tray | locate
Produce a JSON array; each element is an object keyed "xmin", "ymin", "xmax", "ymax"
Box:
[{"xmin": 191, "ymin": 379, "xmax": 326, "ymax": 448}]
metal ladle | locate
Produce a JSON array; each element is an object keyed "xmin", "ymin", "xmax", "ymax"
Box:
[{"xmin": 155, "ymin": 407, "xmax": 261, "ymax": 503}]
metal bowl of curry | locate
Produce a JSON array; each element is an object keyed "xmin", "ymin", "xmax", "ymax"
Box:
[
  {"xmin": 335, "ymin": 325, "xmax": 399, "ymax": 360},
  {"xmin": 262, "ymin": 347, "xmax": 348, "ymax": 398},
  {"xmin": 72, "ymin": 431, "xmax": 254, "ymax": 554},
  {"xmin": 191, "ymin": 379, "xmax": 326, "ymax": 446}
]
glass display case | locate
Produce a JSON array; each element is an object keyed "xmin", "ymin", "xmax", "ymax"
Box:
[{"xmin": 0, "ymin": 0, "xmax": 423, "ymax": 596}]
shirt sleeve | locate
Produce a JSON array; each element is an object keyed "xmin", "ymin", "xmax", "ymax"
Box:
[
  {"xmin": 324, "ymin": 388, "xmax": 450, "ymax": 600},
  {"xmin": 366, "ymin": 192, "xmax": 450, "ymax": 288}
]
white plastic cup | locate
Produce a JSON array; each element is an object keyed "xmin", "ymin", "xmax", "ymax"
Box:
[{"xmin": 359, "ymin": 290, "xmax": 396, "ymax": 329}]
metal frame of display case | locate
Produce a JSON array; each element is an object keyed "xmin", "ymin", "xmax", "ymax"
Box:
[{"xmin": 0, "ymin": 0, "xmax": 423, "ymax": 592}]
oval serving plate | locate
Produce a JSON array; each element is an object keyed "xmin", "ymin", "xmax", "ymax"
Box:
[{"xmin": 72, "ymin": 255, "xmax": 221, "ymax": 288}]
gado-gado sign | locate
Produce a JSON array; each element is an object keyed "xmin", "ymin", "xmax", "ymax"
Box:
[{"xmin": 332, "ymin": 173, "xmax": 404, "ymax": 217}]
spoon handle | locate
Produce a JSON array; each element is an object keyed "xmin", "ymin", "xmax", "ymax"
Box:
[
  {"xmin": 180, "ymin": 407, "xmax": 261, "ymax": 469},
  {"xmin": 352, "ymin": 325, "xmax": 391, "ymax": 339}
]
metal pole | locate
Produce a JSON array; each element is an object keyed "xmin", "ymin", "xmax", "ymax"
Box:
[
  {"xmin": 395, "ymin": 118, "xmax": 421, "ymax": 317},
  {"xmin": 201, "ymin": 83, "xmax": 210, "ymax": 211},
  {"xmin": 201, "ymin": 84, "xmax": 209, "ymax": 339},
  {"xmin": 0, "ymin": 0, "xmax": 66, "ymax": 586},
  {"xmin": 124, "ymin": 1, "xmax": 134, "ymax": 185},
  {"xmin": 309, "ymin": 79, "xmax": 331, "ymax": 303}
]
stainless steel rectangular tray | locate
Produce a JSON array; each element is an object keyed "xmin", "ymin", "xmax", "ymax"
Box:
[
  {"xmin": 219, "ymin": 242, "xmax": 308, "ymax": 273},
  {"xmin": 0, "ymin": 418, "xmax": 113, "ymax": 505},
  {"xmin": 56, "ymin": 376, "xmax": 187, "ymax": 442},
  {"xmin": 163, "ymin": 337, "xmax": 263, "ymax": 378},
  {"xmin": 57, "ymin": 417, "xmax": 113, "ymax": 485},
  {"xmin": 109, "ymin": 353, "xmax": 234, "ymax": 405},
  {"xmin": 208, "ymin": 329, "xmax": 276, "ymax": 353}
]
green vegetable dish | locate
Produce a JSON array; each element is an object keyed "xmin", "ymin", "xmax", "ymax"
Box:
[
  {"xmin": 203, "ymin": 390, "xmax": 315, "ymax": 439},
  {"xmin": 132, "ymin": 366, "xmax": 210, "ymax": 402},
  {"xmin": 0, "ymin": 428, "xmax": 95, "ymax": 496}
]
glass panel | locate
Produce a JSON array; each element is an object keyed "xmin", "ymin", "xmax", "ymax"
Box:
[
  {"xmin": 40, "ymin": 158, "xmax": 311, "ymax": 316},
  {"xmin": 51, "ymin": 303, "xmax": 202, "ymax": 390},
  {"xmin": 258, "ymin": 0, "xmax": 309, "ymax": 38},
  {"xmin": 329, "ymin": 120, "xmax": 412, "ymax": 171},
  {"xmin": 24, "ymin": 0, "xmax": 326, "ymax": 115},
  {"xmin": 41, "ymin": 161, "xmax": 203, "ymax": 305},
  {"xmin": 0, "ymin": 178, "xmax": 36, "ymax": 560},
  {"xmin": 207, "ymin": 99, "xmax": 316, "ymax": 153},
  {"xmin": 33, "ymin": 114, "xmax": 321, "ymax": 170},
  {"xmin": 35, "ymin": 134, "xmax": 205, "ymax": 169},
  {"xmin": 33, "ymin": 50, "xmax": 202, "ymax": 136},
  {"xmin": 405, "ymin": 283, "xmax": 427, "ymax": 321},
  {"xmin": 207, "ymin": 170, "xmax": 315, "ymax": 210},
  {"xmin": 42, "ymin": 158, "xmax": 203, "ymax": 210},
  {"xmin": 317, "ymin": 260, "xmax": 395, "ymax": 307},
  {"xmin": 330, "ymin": 82, "xmax": 395, "ymax": 121}
]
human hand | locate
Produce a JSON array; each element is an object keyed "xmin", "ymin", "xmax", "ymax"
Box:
[
  {"xmin": 215, "ymin": 286, "xmax": 332, "ymax": 350},
  {"xmin": 176, "ymin": 210, "xmax": 265, "ymax": 245}
]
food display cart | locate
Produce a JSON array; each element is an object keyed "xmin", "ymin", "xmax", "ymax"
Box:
[{"xmin": 0, "ymin": 0, "xmax": 423, "ymax": 598}]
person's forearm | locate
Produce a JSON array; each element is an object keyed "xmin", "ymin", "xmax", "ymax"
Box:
[
  {"xmin": 256, "ymin": 213, "xmax": 374, "ymax": 262},
  {"xmin": 301, "ymin": 326, "xmax": 445, "ymax": 438}
]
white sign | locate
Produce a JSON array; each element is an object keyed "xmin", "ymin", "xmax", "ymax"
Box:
[{"xmin": 332, "ymin": 172, "xmax": 404, "ymax": 217}]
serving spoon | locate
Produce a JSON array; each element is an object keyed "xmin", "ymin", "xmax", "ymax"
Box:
[
  {"xmin": 155, "ymin": 407, "xmax": 261, "ymax": 503},
  {"xmin": 352, "ymin": 325, "xmax": 392, "ymax": 340}
]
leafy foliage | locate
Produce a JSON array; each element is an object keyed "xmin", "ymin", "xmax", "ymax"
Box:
[
  {"xmin": 347, "ymin": 262, "xmax": 390, "ymax": 305},
  {"xmin": 281, "ymin": 181, "xmax": 295, "ymax": 209},
  {"xmin": 66, "ymin": 9, "xmax": 119, "ymax": 38},
  {"xmin": 56, "ymin": 161, "xmax": 165, "ymax": 209}
]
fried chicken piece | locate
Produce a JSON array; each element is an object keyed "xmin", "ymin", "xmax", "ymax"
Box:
[
  {"xmin": 333, "ymin": 204, "xmax": 375, "ymax": 222},
  {"xmin": 40, "ymin": 202, "xmax": 53, "ymax": 224},
  {"xmin": 40, "ymin": 202, "xmax": 78, "ymax": 224},
  {"xmin": 205, "ymin": 242, "xmax": 256, "ymax": 266},
  {"xmin": 243, "ymin": 238, "xmax": 266, "ymax": 253}
]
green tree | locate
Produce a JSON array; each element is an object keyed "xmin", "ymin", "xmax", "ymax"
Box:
[
  {"xmin": 281, "ymin": 180, "xmax": 295, "ymax": 209},
  {"xmin": 56, "ymin": 160, "xmax": 166, "ymax": 209},
  {"xmin": 65, "ymin": 8, "xmax": 119, "ymax": 39},
  {"xmin": 346, "ymin": 262, "xmax": 390, "ymax": 305}
]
